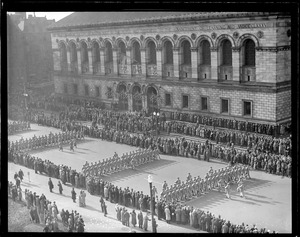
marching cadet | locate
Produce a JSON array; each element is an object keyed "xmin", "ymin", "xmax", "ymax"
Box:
[
  {"xmin": 237, "ymin": 178, "xmax": 245, "ymax": 198},
  {"xmin": 224, "ymin": 182, "xmax": 231, "ymax": 199},
  {"xmin": 217, "ymin": 178, "xmax": 223, "ymax": 192},
  {"xmin": 175, "ymin": 177, "xmax": 181, "ymax": 186},
  {"xmin": 162, "ymin": 181, "xmax": 168, "ymax": 191},
  {"xmin": 187, "ymin": 173, "xmax": 192, "ymax": 182},
  {"xmin": 207, "ymin": 166, "xmax": 213, "ymax": 174}
]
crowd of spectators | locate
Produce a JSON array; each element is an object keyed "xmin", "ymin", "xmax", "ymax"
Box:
[
  {"xmin": 8, "ymin": 120, "xmax": 31, "ymax": 135},
  {"xmin": 9, "ymin": 135, "xmax": 280, "ymax": 233},
  {"xmin": 8, "ymin": 169, "xmax": 85, "ymax": 232}
]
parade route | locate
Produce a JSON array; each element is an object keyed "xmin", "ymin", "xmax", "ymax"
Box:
[{"xmin": 8, "ymin": 123, "xmax": 292, "ymax": 233}]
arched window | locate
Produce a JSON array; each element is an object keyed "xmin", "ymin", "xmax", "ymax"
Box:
[
  {"xmin": 92, "ymin": 42, "xmax": 100, "ymax": 63},
  {"xmin": 147, "ymin": 41, "xmax": 157, "ymax": 64},
  {"xmin": 132, "ymin": 41, "xmax": 141, "ymax": 64},
  {"xmin": 200, "ymin": 40, "xmax": 211, "ymax": 65},
  {"xmin": 60, "ymin": 43, "xmax": 67, "ymax": 71},
  {"xmin": 182, "ymin": 40, "xmax": 191, "ymax": 65},
  {"xmin": 164, "ymin": 41, "xmax": 173, "ymax": 64},
  {"xmin": 81, "ymin": 42, "xmax": 88, "ymax": 63},
  {"xmin": 105, "ymin": 42, "xmax": 113, "ymax": 63},
  {"xmin": 69, "ymin": 42, "xmax": 77, "ymax": 62},
  {"xmin": 244, "ymin": 39, "xmax": 255, "ymax": 66},
  {"xmin": 221, "ymin": 40, "xmax": 232, "ymax": 66},
  {"xmin": 118, "ymin": 41, "xmax": 126, "ymax": 64}
]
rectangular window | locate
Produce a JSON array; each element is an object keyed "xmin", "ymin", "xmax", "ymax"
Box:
[
  {"xmin": 182, "ymin": 95, "xmax": 189, "ymax": 108},
  {"xmin": 64, "ymin": 83, "xmax": 68, "ymax": 94},
  {"xmin": 95, "ymin": 86, "xmax": 100, "ymax": 97},
  {"xmin": 73, "ymin": 84, "xmax": 78, "ymax": 95},
  {"xmin": 85, "ymin": 85, "xmax": 89, "ymax": 96},
  {"xmin": 243, "ymin": 100, "xmax": 252, "ymax": 116},
  {"xmin": 201, "ymin": 97, "xmax": 208, "ymax": 111},
  {"xmin": 165, "ymin": 93, "xmax": 171, "ymax": 106},
  {"xmin": 221, "ymin": 98, "xmax": 229, "ymax": 114}
]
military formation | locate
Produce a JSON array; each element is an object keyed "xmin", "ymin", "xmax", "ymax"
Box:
[
  {"xmin": 8, "ymin": 130, "xmax": 84, "ymax": 152},
  {"xmin": 82, "ymin": 148, "xmax": 160, "ymax": 177},
  {"xmin": 160, "ymin": 165, "xmax": 250, "ymax": 203}
]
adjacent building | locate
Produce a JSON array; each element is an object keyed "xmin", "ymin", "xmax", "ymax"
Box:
[
  {"xmin": 7, "ymin": 13, "xmax": 55, "ymax": 108},
  {"xmin": 48, "ymin": 12, "xmax": 291, "ymax": 125}
]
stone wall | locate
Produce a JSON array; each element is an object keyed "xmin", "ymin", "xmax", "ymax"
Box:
[
  {"xmin": 276, "ymin": 89, "xmax": 291, "ymax": 122},
  {"xmin": 159, "ymin": 84, "xmax": 277, "ymax": 122}
]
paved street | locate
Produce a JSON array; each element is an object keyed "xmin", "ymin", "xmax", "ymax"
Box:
[{"xmin": 8, "ymin": 123, "xmax": 292, "ymax": 233}]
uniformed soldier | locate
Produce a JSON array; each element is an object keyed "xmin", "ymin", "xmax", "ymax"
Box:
[{"xmin": 224, "ymin": 182, "xmax": 230, "ymax": 199}]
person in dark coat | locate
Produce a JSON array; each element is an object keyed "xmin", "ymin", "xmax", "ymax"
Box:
[
  {"xmin": 57, "ymin": 181, "xmax": 63, "ymax": 194},
  {"xmin": 71, "ymin": 188, "xmax": 76, "ymax": 203},
  {"xmin": 48, "ymin": 178, "xmax": 54, "ymax": 192},
  {"xmin": 138, "ymin": 210, "xmax": 143, "ymax": 229},
  {"xmin": 130, "ymin": 210, "xmax": 137, "ymax": 227},
  {"xmin": 100, "ymin": 196, "xmax": 104, "ymax": 212},
  {"xmin": 124, "ymin": 209, "xmax": 130, "ymax": 226}
]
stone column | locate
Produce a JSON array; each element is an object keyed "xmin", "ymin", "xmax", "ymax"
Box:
[
  {"xmin": 140, "ymin": 48, "xmax": 146, "ymax": 77},
  {"xmin": 210, "ymin": 47, "xmax": 218, "ymax": 80},
  {"xmin": 126, "ymin": 47, "xmax": 132, "ymax": 76},
  {"xmin": 173, "ymin": 47, "xmax": 180, "ymax": 78},
  {"xmin": 77, "ymin": 48, "xmax": 82, "ymax": 74},
  {"xmin": 191, "ymin": 47, "xmax": 198, "ymax": 79},
  {"xmin": 232, "ymin": 47, "xmax": 240, "ymax": 82},
  {"xmin": 87, "ymin": 48, "xmax": 93, "ymax": 74},
  {"xmin": 112, "ymin": 48, "xmax": 118, "ymax": 75},
  {"xmin": 99, "ymin": 48, "xmax": 105, "ymax": 75},
  {"xmin": 156, "ymin": 47, "xmax": 162, "ymax": 77},
  {"xmin": 128, "ymin": 94, "xmax": 133, "ymax": 112},
  {"xmin": 143, "ymin": 94, "xmax": 147, "ymax": 111},
  {"xmin": 67, "ymin": 50, "xmax": 71, "ymax": 71}
]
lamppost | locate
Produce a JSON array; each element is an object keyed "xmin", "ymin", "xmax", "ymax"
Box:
[
  {"xmin": 147, "ymin": 175, "xmax": 155, "ymax": 233},
  {"xmin": 153, "ymin": 111, "xmax": 160, "ymax": 137}
]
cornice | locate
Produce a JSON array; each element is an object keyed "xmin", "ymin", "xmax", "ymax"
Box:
[{"xmin": 48, "ymin": 12, "xmax": 287, "ymax": 31}]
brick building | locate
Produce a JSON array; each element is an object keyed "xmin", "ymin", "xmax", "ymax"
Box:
[
  {"xmin": 48, "ymin": 12, "xmax": 291, "ymax": 125},
  {"xmin": 7, "ymin": 13, "xmax": 27, "ymax": 106},
  {"xmin": 7, "ymin": 12, "xmax": 55, "ymax": 109}
]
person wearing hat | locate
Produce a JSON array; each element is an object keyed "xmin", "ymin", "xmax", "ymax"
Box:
[
  {"xmin": 130, "ymin": 209, "xmax": 137, "ymax": 227},
  {"xmin": 124, "ymin": 209, "xmax": 130, "ymax": 226},
  {"xmin": 164, "ymin": 205, "xmax": 171, "ymax": 224},
  {"xmin": 138, "ymin": 210, "xmax": 143, "ymax": 229},
  {"xmin": 143, "ymin": 212, "xmax": 150, "ymax": 231},
  {"xmin": 71, "ymin": 187, "xmax": 77, "ymax": 203},
  {"xmin": 57, "ymin": 181, "xmax": 63, "ymax": 195},
  {"xmin": 48, "ymin": 178, "xmax": 54, "ymax": 193}
]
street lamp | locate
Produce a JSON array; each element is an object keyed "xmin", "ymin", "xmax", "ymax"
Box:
[
  {"xmin": 153, "ymin": 111, "xmax": 160, "ymax": 136},
  {"xmin": 147, "ymin": 175, "xmax": 155, "ymax": 233}
]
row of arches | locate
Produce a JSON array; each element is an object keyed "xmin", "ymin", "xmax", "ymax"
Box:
[
  {"xmin": 117, "ymin": 83, "xmax": 159, "ymax": 113},
  {"xmin": 59, "ymin": 35, "xmax": 257, "ymax": 80}
]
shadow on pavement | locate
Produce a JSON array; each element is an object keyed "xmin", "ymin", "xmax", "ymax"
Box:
[{"xmin": 102, "ymin": 159, "xmax": 178, "ymax": 183}]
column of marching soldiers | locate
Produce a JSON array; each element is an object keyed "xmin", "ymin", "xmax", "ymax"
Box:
[
  {"xmin": 8, "ymin": 130, "xmax": 84, "ymax": 152},
  {"xmin": 82, "ymin": 149, "xmax": 160, "ymax": 178},
  {"xmin": 9, "ymin": 125, "xmax": 251, "ymax": 206},
  {"xmin": 161, "ymin": 165, "xmax": 250, "ymax": 204}
]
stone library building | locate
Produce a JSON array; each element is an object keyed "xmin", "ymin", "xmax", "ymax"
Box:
[{"xmin": 48, "ymin": 12, "xmax": 291, "ymax": 127}]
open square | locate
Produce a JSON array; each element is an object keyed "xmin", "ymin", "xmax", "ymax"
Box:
[{"xmin": 8, "ymin": 123, "xmax": 291, "ymax": 233}]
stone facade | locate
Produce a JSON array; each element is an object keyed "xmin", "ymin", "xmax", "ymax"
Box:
[{"xmin": 49, "ymin": 12, "xmax": 291, "ymax": 124}]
